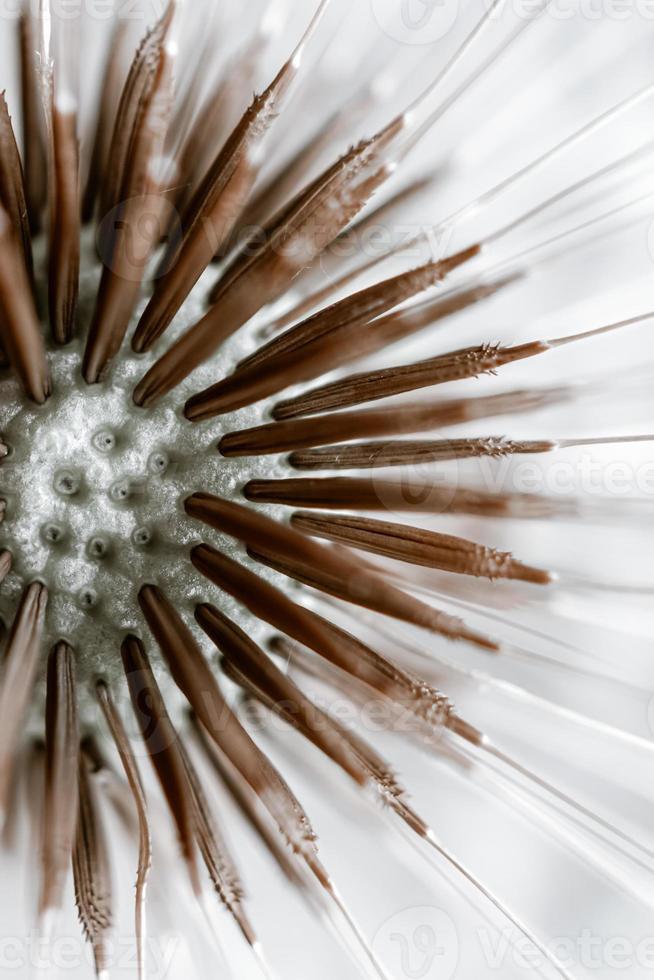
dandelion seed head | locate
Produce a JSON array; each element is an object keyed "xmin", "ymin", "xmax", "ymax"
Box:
[{"xmin": 0, "ymin": 4, "xmax": 652, "ymax": 977}]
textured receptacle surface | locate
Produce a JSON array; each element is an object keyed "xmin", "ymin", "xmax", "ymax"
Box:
[{"xmin": 0, "ymin": 260, "xmax": 283, "ymax": 681}]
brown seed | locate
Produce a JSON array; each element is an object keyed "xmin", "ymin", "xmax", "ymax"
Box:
[
  {"xmin": 0, "ymin": 91, "xmax": 32, "ymax": 276},
  {"xmin": 120, "ymin": 634, "xmax": 200, "ymax": 894},
  {"xmin": 243, "ymin": 476, "xmax": 576, "ymax": 518},
  {"xmin": 84, "ymin": 5, "xmax": 175, "ymax": 382},
  {"xmin": 273, "ymin": 341, "xmax": 549, "ymax": 419},
  {"xmin": 40, "ymin": 642, "xmax": 79, "ymax": 919},
  {"xmin": 219, "ymin": 387, "xmax": 571, "ymax": 457},
  {"xmin": 47, "ymin": 105, "xmax": 80, "ymax": 345},
  {"xmin": 0, "ymin": 206, "xmax": 51, "ymax": 403},
  {"xmin": 290, "ymin": 512, "xmax": 552, "ymax": 584},
  {"xmin": 0, "ymin": 583, "xmax": 48, "ymax": 816},
  {"xmin": 288, "ymin": 436, "xmax": 557, "ymax": 471}
]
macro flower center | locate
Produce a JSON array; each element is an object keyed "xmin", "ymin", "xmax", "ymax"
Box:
[{"xmin": 0, "ymin": 331, "xmax": 272, "ymax": 674}]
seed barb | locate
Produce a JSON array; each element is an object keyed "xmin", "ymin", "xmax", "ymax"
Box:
[
  {"xmin": 73, "ymin": 749, "xmax": 113, "ymax": 979},
  {"xmin": 177, "ymin": 735, "xmax": 258, "ymax": 951},
  {"xmin": 173, "ymin": 29, "xmax": 265, "ymax": 223},
  {"xmin": 190, "ymin": 543, "xmax": 463, "ymax": 730},
  {"xmin": 225, "ymin": 638, "xmax": 573, "ymax": 980},
  {"xmin": 0, "ymin": 7, "xmax": 647, "ymax": 974},
  {"xmin": 143, "ymin": 585, "xmax": 393, "ymax": 980},
  {"xmin": 190, "ymin": 718, "xmax": 306, "ymax": 891},
  {"xmin": 98, "ymin": 2, "xmax": 175, "ymax": 221},
  {"xmin": 236, "ymin": 100, "xmax": 354, "ymax": 244},
  {"xmin": 290, "ymin": 513, "xmax": 552, "ymax": 585},
  {"xmin": 273, "ymin": 341, "xmax": 549, "ymax": 419},
  {"xmin": 207, "ymin": 116, "xmax": 403, "ymax": 307},
  {"xmin": 96, "ymin": 681, "xmax": 151, "ymax": 980},
  {"xmin": 273, "ymin": 309, "xmax": 654, "ymax": 419},
  {"xmin": 214, "ymin": 612, "xmax": 433, "ymax": 840},
  {"xmin": 248, "ymin": 271, "xmax": 514, "ymax": 370},
  {"xmin": 197, "ymin": 603, "xmax": 372, "ymax": 788},
  {"xmin": 248, "ymin": 541, "xmax": 497, "ymax": 651}
]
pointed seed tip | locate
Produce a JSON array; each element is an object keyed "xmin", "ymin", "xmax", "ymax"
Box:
[
  {"xmin": 183, "ymin": 398, "xmax": 198, "ymax": 421},
  {"xmin": 132, "ymin": 382, "xmax": 147, "ymax": 407}
]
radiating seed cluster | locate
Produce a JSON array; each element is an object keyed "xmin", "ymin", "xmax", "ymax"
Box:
[{"xmin": 0, "ymin": 4, "xmax": 651, "ymax": 980}]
